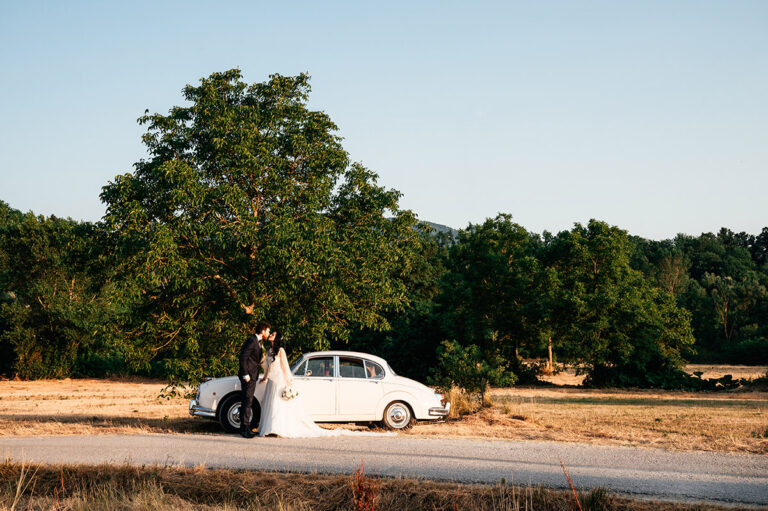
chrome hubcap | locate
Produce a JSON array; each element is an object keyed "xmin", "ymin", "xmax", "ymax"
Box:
[
  {"xmin": 388, "ymin": 405, "xmax": 408, "ymax": 426},
  {"xmin": 228, "ymin": 405, "xmax": 242, "ymax": 427}
]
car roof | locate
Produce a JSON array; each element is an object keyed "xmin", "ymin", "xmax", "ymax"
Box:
[{"xmin": 297, "ymin": 350, "xmax": 389, "ymax": 366}]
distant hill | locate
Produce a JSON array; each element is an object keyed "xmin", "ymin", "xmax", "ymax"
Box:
[
  {"xmin": 387, "ymin": 217, "xmax": 459, "ymax": 239},
  {"xmin": 420, "ymin": 220, "xmax": 459, "ymax": 238}
]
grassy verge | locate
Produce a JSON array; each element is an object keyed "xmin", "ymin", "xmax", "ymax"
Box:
[{"xmin": 0, "ymin": 461, "xmax": 734, "ymax": 511}]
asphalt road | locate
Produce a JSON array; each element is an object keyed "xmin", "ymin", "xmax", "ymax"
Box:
[{"xmin": 2, "ymin": 434, "xmax": 767, "ymax": 507}]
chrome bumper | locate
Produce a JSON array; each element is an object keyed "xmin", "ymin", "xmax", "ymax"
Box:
[
  {"xmin": 428, "ymin": 402, "xmax": 450, "ymax": 417},
  {"xmin": 189, "ymin": 399, "xmax": 216, "ymax": 418}
]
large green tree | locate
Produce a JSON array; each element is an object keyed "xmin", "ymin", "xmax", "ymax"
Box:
[
  {"xmin": 545, "ymin": 220, "xmax": 695, "ymax": 386},
  {"xmin": 435, "ymin": 214, "xmax": 545, "ymax": 379},
  {"xmin": 100, "ymin": 70, "xmax": 419, "ymax": 383}
]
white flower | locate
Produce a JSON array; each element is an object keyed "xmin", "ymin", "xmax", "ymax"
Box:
[{"xmin": 281, "ymin": 386, "xmax": 299, "ymax": 400}]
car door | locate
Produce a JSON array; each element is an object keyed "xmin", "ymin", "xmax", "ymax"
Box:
[
  {"xmin": 292, "ymin": 356, "xmax": 337, "ymax": 420},
  {"xmin": 336, "ymin": 356, "xmax": 382, "ymax": 419}
]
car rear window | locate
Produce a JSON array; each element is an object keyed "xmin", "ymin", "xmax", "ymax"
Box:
[
  {"xmin": 339, "ymin": 357, "xmax": 366, "ymax": 378},
  {"xmin": 364, "ymin": 360, "xmax": 385, "ymax": 379}
]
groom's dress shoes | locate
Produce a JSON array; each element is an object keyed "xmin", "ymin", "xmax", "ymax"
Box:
[{"xmin": 240, "ymin": 430, "xmax": 255, "ymax": 439}]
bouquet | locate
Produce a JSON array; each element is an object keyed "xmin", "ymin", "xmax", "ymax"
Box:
[{"xmin": 281, "ymin": 385, "xmax": 299, "ymax": 401}]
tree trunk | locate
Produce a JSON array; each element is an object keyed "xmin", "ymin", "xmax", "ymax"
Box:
[{"xmin": 547, "ymin": 337, "xmax": 553, "ymax": 371}]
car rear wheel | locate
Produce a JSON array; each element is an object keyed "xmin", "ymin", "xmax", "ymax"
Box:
[
  {"xmin": 382, "ymin": 401, "xmax": 413, "ymax": 430},
  {"xmin": 217, "ymin": 393, "xmax": 260, "ymax": 434}
]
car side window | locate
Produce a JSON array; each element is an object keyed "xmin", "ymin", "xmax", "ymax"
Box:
[
  {"xmin": 339, "ymin": 357, "xmax": 366, "ymax": 378},
  {"xmin": 305, "ymin": 357, "xmax": 334, "ymax": 378},
  {"xmin": 292, "ymin": 360, "xmax": 307, "ymax": 376},
  {"xmin": 364, "ymin": 361, "xmax": 385, "ymax": 380}
]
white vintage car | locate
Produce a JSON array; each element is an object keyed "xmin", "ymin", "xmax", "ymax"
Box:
[{"xmin": 189, "ymin": 350, "xmax": 450, "ymax": 431}]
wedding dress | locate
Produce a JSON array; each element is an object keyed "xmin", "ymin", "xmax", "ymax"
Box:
[{"xmin": 257, "ymin": 347, "xmax": 394, "ymax": 438}]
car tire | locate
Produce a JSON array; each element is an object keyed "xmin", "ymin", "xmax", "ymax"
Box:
[
  {"xmin": 217, "ymin": 393, "xmax": 260, "ymax": 434},
  {"xmin": 382, "ymin": 401, "xmax": 413, "ymax": 430}
]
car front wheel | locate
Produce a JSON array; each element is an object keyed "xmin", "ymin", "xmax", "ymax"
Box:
[
  {"xmin": 382, "ymin": 401, "xmax": 413, "ymax": 430},
  {"xmin": 217, "ymin": 394, "xmax": 260, "ymax": 434}
]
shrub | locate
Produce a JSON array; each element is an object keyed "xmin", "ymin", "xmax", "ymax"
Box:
[{"xmin": 428, "ymin": 340, "xmax": 516, "ymax": 404}]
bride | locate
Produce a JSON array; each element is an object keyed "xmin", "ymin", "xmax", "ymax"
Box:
[{"xmin": 257, "ymin": 332, "xmax": 394, "ymax": 438}]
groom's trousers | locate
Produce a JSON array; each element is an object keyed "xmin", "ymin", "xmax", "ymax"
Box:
[{"xmin": 239, "ymin": 376, "xmax": 258, "ymax": 433}]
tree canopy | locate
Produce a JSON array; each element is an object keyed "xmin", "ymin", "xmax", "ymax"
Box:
[
  {"xmin": 100, "ymin": 70, "xmax": 419, "ymax": 382},
  {"xmin": 0, "ymin": 203, "xmax": 116, "ymax": 378}
]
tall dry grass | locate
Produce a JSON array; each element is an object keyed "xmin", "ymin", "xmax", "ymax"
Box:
[
  {"xmin": 443, "ymin": 386, "xmax": 495, "ymax": 418},
  {"xmin": 0, "ymin": 461, "xmax": 731, "ymax": 511}
]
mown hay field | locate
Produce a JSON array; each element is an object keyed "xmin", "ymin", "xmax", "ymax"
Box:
[
  {"xmin": 417, "ymin": 385, "xmax": 767, "ymax": 454},
  {"xmin": 0, "ymin": 365, "xmax": 766, "ymax": 454}
]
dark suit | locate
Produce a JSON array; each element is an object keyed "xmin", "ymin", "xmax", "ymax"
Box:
[{"xmin": 238, "ymin": 334, "xmax": 263, "ymax": 434}]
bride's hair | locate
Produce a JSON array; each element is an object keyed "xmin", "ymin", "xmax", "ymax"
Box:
[{"xmin": 273, "ymin": 331, "xmax": 286, "ymax": 354}]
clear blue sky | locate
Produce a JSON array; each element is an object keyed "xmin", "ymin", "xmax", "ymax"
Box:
[{"xmin": 1, "ymin": 1, "xmax": 766, "ymax": 240}]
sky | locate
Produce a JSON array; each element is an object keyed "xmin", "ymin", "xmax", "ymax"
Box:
[{"xmin": 0, "ymin": 1, "xmax": 766, "ymax": 240}]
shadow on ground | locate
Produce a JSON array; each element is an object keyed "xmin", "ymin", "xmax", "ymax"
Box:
[{"xmin": 0, "ymin": 414, "xmax": 224, "ymax": 435}]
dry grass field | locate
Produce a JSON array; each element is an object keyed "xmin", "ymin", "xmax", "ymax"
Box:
[
  {"xmin": 0, "ymin": 378, "xmax": 207, "ymax": 438},
  {"xmin": 0, "ymin": 461, "xmax": 736, "ymax": 511},
  {"xmin": 538, "ymin": 364, "xmax": 768, "ymax": 386},
  {"xmin": 415, "ymin": 386, "xmax": 768, "ymax": 454},
  {"xmin": 0, "ymin": 365, "xmax": 766, "ymax": 454}
]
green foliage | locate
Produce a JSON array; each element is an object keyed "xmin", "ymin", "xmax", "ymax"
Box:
[
  {"xmin": 635, "ymin": 228, "xmax": 768, "ymax": 364},
  {"xmin": 428, "ymin": 340, "xmax": 517, "ymax": 402},
  {"xmin": 100, "ymin": 70, "xmax": 419, "ymax": 384},
  {"xmin": 436, "ymin": 214, "xmax": 546, "ymax": 360},
  {"xmin": 630, "ymin": 237, "xmax": 691, "ymax": 296},
  {"xmin": 423, "ymin": 218, "xmax": 697, "ymax": 388},
  {"xmin": 549, "ymin": 221, "xmax": 695, "ymax": 386},
  {"xmin": 719, "ymin": 338, "xmax": 768, "ymax": 365},
  {"xmin": 701, "ymin": 272, "xmax": 766, "ymax": 343},
  {"xmin": 341, "ymin": 223, "xmax": 448, "ymax": 380},
  {"xmin": 0, "ymin": 202, "xmax": 118, "ymax": 378}
]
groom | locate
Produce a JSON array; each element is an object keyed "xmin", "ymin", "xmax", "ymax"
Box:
[{"xmin": 238, "ymin": 321, "xmax": 271, "ymax": 438}]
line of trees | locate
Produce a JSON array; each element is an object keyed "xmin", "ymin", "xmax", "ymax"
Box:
[
  {"xmin": 1, "ymin": 70, "xmax": 766, "ymax": 387},
  {"xmin": 346, "ymin": 216, "xmax": 768, "ymax": 389}
]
